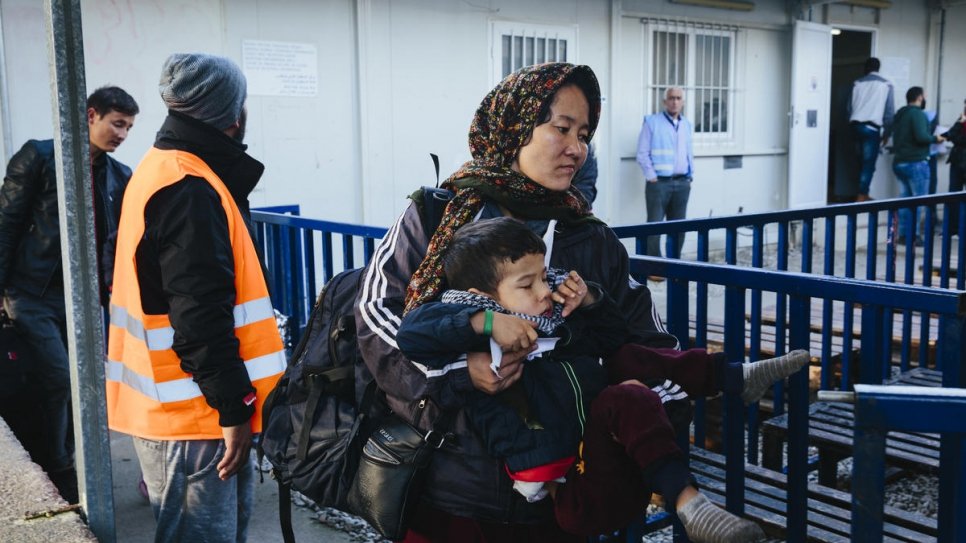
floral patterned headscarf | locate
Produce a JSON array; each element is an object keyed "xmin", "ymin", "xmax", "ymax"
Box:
[{"xmin": 405, "ymin": 63, "xmax": 603, "ymax": 312}]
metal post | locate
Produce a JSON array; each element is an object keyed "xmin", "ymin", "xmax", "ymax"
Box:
[
  {"xmin": 786, "ymin": 294, "xmax": 811, "ymax": 543},
  {"xmin": 938, "ymin": 314, "xmax": 966, "ymax": 539},
  {"xmin": 43, "ymin": 1, "xmax": 115, "ymax": 540},
  {"xmin": 847, "ymin": 383, "xmax": 966, "ymax": 542},
  {"xmin": 859, "ymin": 304, "xmax": 884, "ymax": 385},
  {"xmin": 851, "ymin": 399, "xmax": 887, "ymax": 543},
  {"xmin": 723, "ymin": 282, "xmax": 746, "ymax": 515}
]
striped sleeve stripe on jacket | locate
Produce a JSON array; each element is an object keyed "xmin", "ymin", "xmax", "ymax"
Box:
[{"xmin": 359, "ymin": 208, "xmax": 468, "ymax": 378}]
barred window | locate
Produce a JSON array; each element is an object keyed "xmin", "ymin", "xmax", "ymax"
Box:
[
  {"xmin": 644, "ymin": 19, "xmax": 737, "ymax": 142},
  {"xmin": 491, "ymin": 22, "xmax": 576, "ymax": 86}
]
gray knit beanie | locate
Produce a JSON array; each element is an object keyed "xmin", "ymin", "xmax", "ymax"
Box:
[{"xmin": 159, "ymin": 53, "xmax": 247, "ymax": 130}]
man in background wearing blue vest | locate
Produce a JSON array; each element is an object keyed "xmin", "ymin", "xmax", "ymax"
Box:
[{"xmin": 636, "ymin": 87, "xmax": 693, "ymax": 266}]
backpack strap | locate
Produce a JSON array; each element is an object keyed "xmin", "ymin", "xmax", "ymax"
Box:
[
  {"xmin": 430, "ymin": 153, "xmax": 440, "ymax": 188},
  {"xmin": 278, "ymin": 482, "xmax": 296, "ymax": 543},
  {"xmin": 410, "ymin": 186, "xmax": 454, "ymax": 236},
  {"xmin": 406, "ymin": 154, "xmax": 454, "ymax": 234}
]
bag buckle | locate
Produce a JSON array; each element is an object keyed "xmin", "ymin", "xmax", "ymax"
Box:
[{"xmin": 423, "ymin": 429, "xmax": 446, "ymax": 449}]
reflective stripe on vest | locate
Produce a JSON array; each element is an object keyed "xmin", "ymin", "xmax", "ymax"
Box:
[
  {"xmin": 107, "ymin": 147, "xmax": 285, "ymax": 441},
  {"xmin": 109, "ymin": 297, "xmax": 276, "ymax": 351},
  {"xmin": 105, "ymin": 351, "xmax": 286, "ymax": 403}
]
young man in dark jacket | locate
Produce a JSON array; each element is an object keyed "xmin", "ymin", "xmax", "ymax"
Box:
[
  {"xmin": 890, "ymin": 86, "xmax": 946, "ymax": 245},
  {"xmin": 0, "ymin": 86, "xmax": 138, "ymax": 501}
]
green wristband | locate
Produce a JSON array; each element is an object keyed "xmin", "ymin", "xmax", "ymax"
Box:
[{"xmin": 483, "ymin": 310, "xmax": 494, "ymax": 337}]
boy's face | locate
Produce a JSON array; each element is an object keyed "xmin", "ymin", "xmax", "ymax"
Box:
[{"xmin": 491, "ymin": 253, "xmax": 553, "ymax": 317}]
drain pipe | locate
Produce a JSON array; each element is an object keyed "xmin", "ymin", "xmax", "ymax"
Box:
[{"xmin": 935, "ymin": 7, "xmax": 945, "ymax": 121}]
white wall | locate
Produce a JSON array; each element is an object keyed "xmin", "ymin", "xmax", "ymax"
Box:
[
  {"xmin": 1, "ymin": 0, "xmax": 962, "ymax": 232},
  {"xmin": 611, "ymin": 6, "xmax": 791, "ymax": 229},
  {"xmin": 357, "ymin": 0, "xmax": 612, "ymax": 225},
  {"xmin": 1, "ymin": 0, "xmax": 364, "ymax": 222},
  {"xmin": 935, "ymin": 3, "xmax": 965, "ymax": 194},
  {"xmin": 1, "ymin": 0, "xmax": 54, "ymax": 153}
]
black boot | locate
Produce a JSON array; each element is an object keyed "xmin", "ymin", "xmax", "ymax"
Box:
[{"xmin": 49, "ymin": 466, "xmax": 78, "ymax": 504}]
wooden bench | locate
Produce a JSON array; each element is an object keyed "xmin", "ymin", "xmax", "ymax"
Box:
[
  {"xmin": 888, "ymin": 366, "xmax": 943, "ymax": 387},
  {"xmin": 689, "ymin": 447, "xmax": 938, "ymax": 542},
  {"xmin": 760, "ymin": 368, "xmax": 942, "ymax": 487},
  {"xmin": 691, "ymin": 316, "xmax": 850, "ymax": 362},
  {"xmin": 690, "ymin": 316, "xmax": 857, "ymax": 392},
  {"xmin": 759, "ymin": 299, "xmax": 939, "ymax": 365}
]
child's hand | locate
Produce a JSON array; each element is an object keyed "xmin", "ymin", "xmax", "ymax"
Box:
[
  {"xmin": 473, "ymin": 311, "xmax": 538, "ymax": 351},
  {"xmin": 492, "ymin": 313, "xmax": 539, "ymax": 351},
  {"xmin": 553, "ymin": 270, "xmax": 596, "ymax": 317}
]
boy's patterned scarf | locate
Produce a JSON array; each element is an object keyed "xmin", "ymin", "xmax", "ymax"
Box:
[
  {"xmin": 440, "ymin": 289, "xmax": 564, "ymax": 336},
  {"xmin": 405, "ymin": 63, "xmax": 603, "ymax": 313}
]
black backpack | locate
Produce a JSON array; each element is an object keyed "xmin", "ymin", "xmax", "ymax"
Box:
[
  {"xmin": 259, "ymin": 266, "xmax": 373, "ymax": 498},
  {"xmin": 259, "ymin": 185, "xmax": 452, "ymax": 542}
]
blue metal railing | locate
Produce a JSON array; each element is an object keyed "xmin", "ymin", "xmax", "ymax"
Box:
[
  {"xmin": 615, "ymin": 193, "xmax": 966, "ymax": 386},
  {"xmin": 250, "ymin": 206, "xmax": 966, "ymax": 541},
  {"xmin": 251, "ymin": 207, "xmax": 387, "ymax": 347},
  {"xmin": 633, "ymin": 256, "xmax": 965, "ymax": 543},
  {"xmin": 831, "ymin": 384, "xmax": 966, "ymax": 542}
]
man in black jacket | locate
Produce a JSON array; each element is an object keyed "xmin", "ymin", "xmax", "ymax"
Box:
[
  {"xmin": 0, "ymin": 86, "xmax": 138, "ymax": 502},
  {"xmin": 109, "ymin": 53, "xmax": 284, "ymax": 542}
]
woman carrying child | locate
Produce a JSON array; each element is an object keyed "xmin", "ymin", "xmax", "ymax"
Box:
[{"xmin": 356, "ymin": 62, "xmax": 802, "ymax": 542}]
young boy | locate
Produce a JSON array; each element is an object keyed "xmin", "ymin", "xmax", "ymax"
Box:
[{"xmin": 398, "ymin": 217, "xmax": 806, "ymax": 543}]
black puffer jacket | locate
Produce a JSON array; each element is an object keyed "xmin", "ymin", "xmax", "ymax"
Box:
[
  {"xmin": 133, "ymin": 111, "xmax": 267, "ymax": 427},
  {"xmin": 356, "ymin": 196, "xmax": 677, "ymax": 524},
  {"xmin": 0, "ymin": 139, "xmax": 131, "ymax": 297},
  {"xmin": 943, "ymin": 121, "xmax": 966, "ymax": 171}
]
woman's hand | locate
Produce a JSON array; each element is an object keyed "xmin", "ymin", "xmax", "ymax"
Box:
[
  {"xmin": 553, "ymin": 270, "xmax": 596, "ymax": 317},
  {"xmin": 466, "ymin": 350, "xmax": 527, "ymax": 394}
]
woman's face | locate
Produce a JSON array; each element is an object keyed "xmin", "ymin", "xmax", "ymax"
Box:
[{"xmin": 511, "ymin": 84, "xmax": 590, "ymax": 192}]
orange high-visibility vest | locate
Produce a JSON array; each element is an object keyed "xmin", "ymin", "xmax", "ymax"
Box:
[{"xmin": 106, "ymin": 148, "xmax": 285, "ymax": 440}]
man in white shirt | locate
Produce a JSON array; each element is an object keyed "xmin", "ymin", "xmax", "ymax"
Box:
[{"xmin": 847, "ymin": 57, "xmax": 895, "ymax": 202}]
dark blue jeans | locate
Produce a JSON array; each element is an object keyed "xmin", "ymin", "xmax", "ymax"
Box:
[
  {"xmin": 892, "ymin": 160, "xmax": 930, "ymax": 242},
  {"xmin": 645, "ymin": 177, "xmax": 691, "ymax": 257},
  {"xmin": 851, "ymin": 122, "xmax": 881, "ymax": 196},
  {"xmin": 3, "ymin": 287, "xmax": 73, "ymax": 472}
]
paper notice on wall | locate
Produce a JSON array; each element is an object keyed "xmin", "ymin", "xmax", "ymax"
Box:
[{"xmin": 242, "ymin": 40, "xmax": 318, "ymax": 97}]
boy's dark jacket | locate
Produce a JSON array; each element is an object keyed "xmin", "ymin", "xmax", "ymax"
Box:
[{"xmin": 397, "ymin": 284, "xmax": 628, "ymax": 472}]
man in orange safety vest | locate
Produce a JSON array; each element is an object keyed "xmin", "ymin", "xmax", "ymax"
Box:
[{"xmin": 107, "ymin": 53, "xmax": 285, "ymax": 542}]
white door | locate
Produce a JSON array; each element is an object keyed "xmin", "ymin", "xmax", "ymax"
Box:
[{"xmin": 787, "ymin": 20, "xmax": 833, "ymax": 209}]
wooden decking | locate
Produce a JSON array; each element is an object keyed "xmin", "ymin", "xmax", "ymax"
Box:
[{"xmin": 759, "ymin": 368, "xmax": 942, "ymax": 487}]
